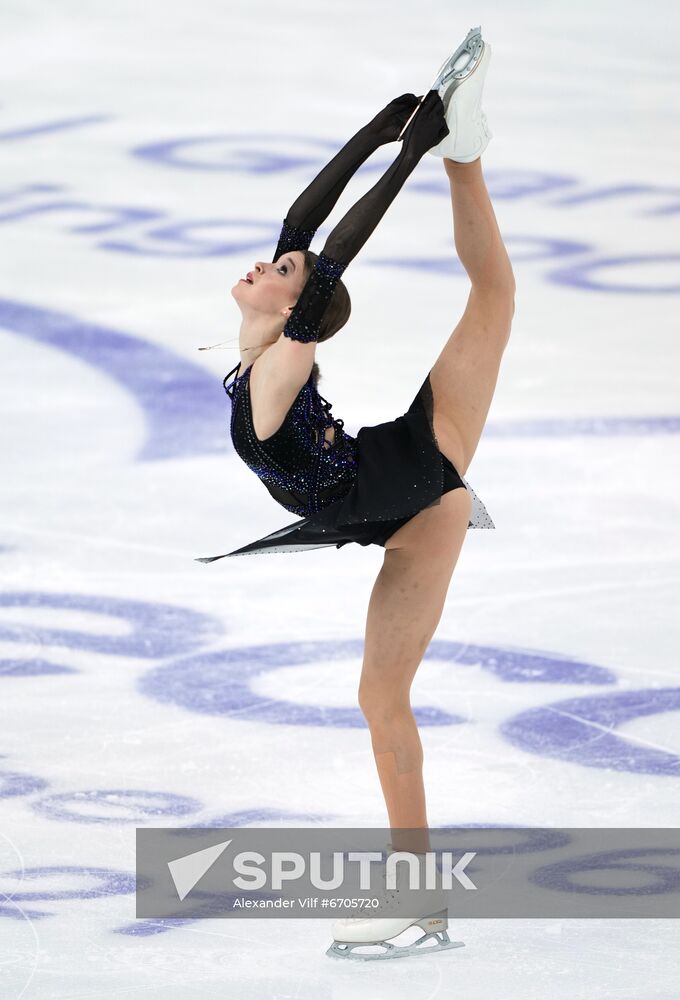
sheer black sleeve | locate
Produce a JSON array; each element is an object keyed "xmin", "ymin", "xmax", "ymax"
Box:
[
  {"xmin": 272, "ymin": 125, "xmax": 381, "ymax": 263},
  {"xmin": 281, "ymin": 90, "xmax": 447, "ymax": 343},
  {"xmin": 282, "ymin": 142, "xmax": 423, "ymax": 343}
]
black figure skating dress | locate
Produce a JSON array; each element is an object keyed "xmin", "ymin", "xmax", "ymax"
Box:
[{"xmin": 195, "ymin": 92, "xmax": 495, "ymax": 562}]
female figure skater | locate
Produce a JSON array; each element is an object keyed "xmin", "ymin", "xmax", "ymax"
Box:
[{"xmin": 198, "ymin": 26, "xmax": 514, "ymax": 960}]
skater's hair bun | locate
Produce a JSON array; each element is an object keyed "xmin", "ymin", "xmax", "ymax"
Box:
[{"xmin": 301, "ymin": 250, "xmax": 351, "ymax": 386}]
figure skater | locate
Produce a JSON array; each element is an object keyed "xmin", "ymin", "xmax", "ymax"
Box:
[{"xmin": 197, "ymin": 26, "xmax": 514, "ymax": 960}]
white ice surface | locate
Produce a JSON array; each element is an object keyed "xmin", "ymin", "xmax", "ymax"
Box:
[{"xmin": 1, "ymin": 0, "xmax": 680, "ymax": 996}]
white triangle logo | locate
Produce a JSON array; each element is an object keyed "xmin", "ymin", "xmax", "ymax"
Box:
[{"xmin": 168, "ymin": 839, "xmax": 232, "ymax": 901}]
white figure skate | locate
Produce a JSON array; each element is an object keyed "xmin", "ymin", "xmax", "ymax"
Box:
[
  {"xmin": 325, "ymin": 844, "xmax": 464, "ymax": 961},
  {"xmin": 428, "ymin": 25, "xmax": 493, "ymax": 162}
]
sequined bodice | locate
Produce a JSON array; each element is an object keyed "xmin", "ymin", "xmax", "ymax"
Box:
[{"xmin": 223, "ymin": 361, "xmax": 359, "ymax": 516}]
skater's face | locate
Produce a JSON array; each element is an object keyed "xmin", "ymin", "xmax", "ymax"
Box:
[{"xmin": 232, "ymin": 251, "xmax": 307, "ymax": 325}]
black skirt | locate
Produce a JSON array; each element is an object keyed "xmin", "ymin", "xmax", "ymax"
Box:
[{"xmin": 196, "ymin": 371, "xmax": 494, "ymax": 562}]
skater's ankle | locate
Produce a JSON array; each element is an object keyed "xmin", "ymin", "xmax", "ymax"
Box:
[
  {"xmin": 389, "ymin": 835, "xmax": 433, "ymax": 855},
  {"xmin": 444, "ymin": 156, "xmax": 481, "ymax": 179}
]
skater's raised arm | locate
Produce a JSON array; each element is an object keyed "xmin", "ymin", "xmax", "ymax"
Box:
[
  {"xmin": 281, "ymin": 90, "xmax": 449, "ymax": 344},
  {"xmin": 272, "ymin": 94, "xmax": 422, "ymax": 261}
]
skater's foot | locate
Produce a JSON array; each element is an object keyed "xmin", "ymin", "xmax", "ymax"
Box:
[{"xmin": 429, "ymin": 28, "xmax": 493, "ymax": 163}]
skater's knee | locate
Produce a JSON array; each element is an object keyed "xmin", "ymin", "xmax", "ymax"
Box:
[
  {"xmin": 357, "ymin": 685, "xmax": 412, "ymax": 729},
  {"xmin": 468, "ymin": 280, "xmax": 515, "ymax": 342},
  {"xmin": 468, "ymin": 269, "xmax": 515, "ymax": 303}
]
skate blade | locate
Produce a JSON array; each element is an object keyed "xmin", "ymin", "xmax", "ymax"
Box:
[
  {"xmin": 433, "ymin": 25, "xmax": 484, "ymax": 92},
  {"xmin": 325, "ymin": 909, "xmax": 465, "ymax": 961},
  {"xmin": 396, "ymin": 25, "xmax": 483, "ymax": 142},
  {"xmin": 439, "ymin": 44, "xmax": 486, "ymax": 104}
]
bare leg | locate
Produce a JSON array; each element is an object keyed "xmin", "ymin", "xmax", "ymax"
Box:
[
  {"xmin": 355, "ymin": 158, "xmax": 511, "ymax": 854},
  {"xmin": 443, "ymin": 155, "xmax": 514, "ymax": 293},
  {"xmin": 429, "ymin": 156, "xmax": 516, "ymax": 477},
  {"xmin": 358, "ymin": 487, "xmax": 472, "ymax": 854}
]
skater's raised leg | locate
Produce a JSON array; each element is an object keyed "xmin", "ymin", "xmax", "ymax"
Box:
[{"xmin": 429, "ymin": 155, "xmax": 516, "ymax": 477}]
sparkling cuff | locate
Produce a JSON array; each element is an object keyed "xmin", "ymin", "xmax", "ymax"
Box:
[
  {"xmin": 282, "ymin": 253, "xmax": 347, "ymax": 343},
  {"xmin": 272, "ymin": 218, "xmax": 317, "ymax": 261}
]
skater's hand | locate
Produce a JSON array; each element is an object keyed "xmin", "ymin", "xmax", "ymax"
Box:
[
  {"xmin": 400, "ymin": 89, "xmax": 449, "ymax": 158},
  {"xmin": 364, "ymin": 93, "xmax": 422, "ymax": 144}
]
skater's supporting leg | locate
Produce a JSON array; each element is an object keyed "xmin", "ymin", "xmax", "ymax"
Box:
[
  {"xmin": 357, "ymin": 488, "xmax": 471, "ymax": 854},
  {"xmin": 429, "ymin": 156, "xmax": 516, "ymax": 477}
]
